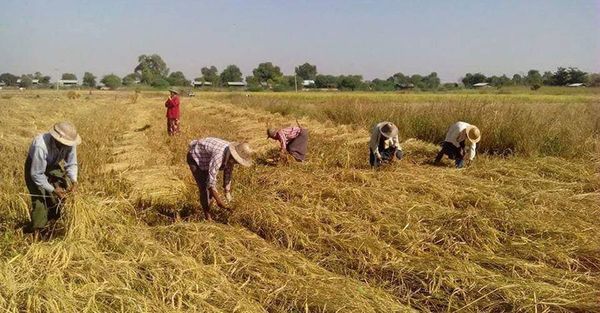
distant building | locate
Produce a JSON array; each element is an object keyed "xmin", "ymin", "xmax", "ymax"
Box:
[
  {"xmin": 192, "ymin": 80, "xmax": 212, "ymax": 87},
  {"xmin": 473, "ymin": 82, "xmax": 490, "ymax": 88},
  {"xmin": 395, "ymin": 83, "xmax": 415, "ymax": 90},
  {"xmin": 302, "ymin": 80, "xmax": 315, "ymax": 87},
  {"xmin": 226, "ymin": 81, "xmax": 246, "ymax": 87},
  {"xmin": 0, "ymin": 81, "xmax": 6, "ymax": 87},
  {"xmin": 567, "ymin": 83, "xmax": 585, "ymax": 87},
  {"xmin": 58, "ymin": 80, "xmax": 78, "ymax": 86},
  {"xmin": 16, "ymin": 79, "xmax": 39, "ymax": 85}
]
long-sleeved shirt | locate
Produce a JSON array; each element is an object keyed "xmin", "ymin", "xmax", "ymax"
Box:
[
  {"xmin": 275, "ymin": 126, "xmax": 302, "ymax": 151},
  {"xmin": 445, "ymin": 121, "xmax": 476, "ymax": 161},
  {"xmin": 165, "ymin": 95, "xmax": 180, "ymax": 119},
  {"xmin": 188, "ymin": 138, "xmax": 233, "ymax": 189},
  {"xmin": 369, "ymin": 122, "xmax": 400, "ymax": 158},
  {"xmin": 27, "ymin": 133, "xmax": 78, "ymax": 193}
]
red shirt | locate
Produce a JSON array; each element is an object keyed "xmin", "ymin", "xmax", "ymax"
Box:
[{"xmin": 165, "ymin": 95, "xmax": 180, "ymax": 119}]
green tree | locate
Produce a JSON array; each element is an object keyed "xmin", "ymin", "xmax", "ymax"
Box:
[
  {"xmin": 252, "ymin": 62, "xmax": 283, "ymax": 84},
  {"xmin": 388, "ymin": 72, "xmax": 411, "ymax": 85},
  {"xmin": 462, "ymin": 73, "xmax": 487, "ymax": 87},
  {"xmin": 337, "ymin": 75, "xmax": 364, "ymax": 91},
  {"xmin": 524, "ymin": 70, "xmax": 542, "ymax": 86},
  {"xmin": 420, "ymin": 72, "xmax": 441, "ymax": 90},
  {"xmin": 19, "ymin": 75, "xmax": 33, "ymax": 88},
  {"xmin": 542, "ymin": 71, "xmax": 554, "ymax": 85},
  {"xmin": 512, "ymin": 74, "xmax": 523, "ymax": 85},
  {"xmin": 201, "ymin": 66, "xmax": 220, "ymax": 85},
  {"xmin": 122, "ymin": 73, "xmax": 139, "ymax": 86},
  {"xmin": 151, "ymin": 77, "xmax": 170, "ymax": 88},
  {"xmin": 551, "ymin": 67, "xmax": 587, "ymax": 85},
  {"xmin": 220, "ymin": 65, "xmax": 243, "ymax": 83},
  {"xmin": 39, "ymin": 75, "xmax": 51, "ymax": 84},
  {"xmin": 0, "ymin": 73, "xmax": 19, "ymax": 86},
  {"xmin": 134, "ymin": 54, "xmax": 169, "ymax": 84},
  {"xmin": 370, "ymin": 78, "xmax": 395, "ymax": 91},
  {"xmin": 295, "ymin": 63, "xmax": 317, "ymax": 80},
  {"xmin": 315, "ymin": 74, "xmax": 338, "ymax": 89},
  {"xmin": 101, "ymin": 74, "xmax": 122, "ymax": 90},
  {"xmin": 62, "ymin": 73, "xmax": 77, "ymax": 80},
  {"xmin": 588, "ymin": 73, "xmax": 600, "ymax": 87},
  {"xmin": 82, "ymin": 72, "xmax": 97, "ymax": 87},
  {"xmin": 167, "ymin": 71, "xmax": 189, "ymax": 86}
]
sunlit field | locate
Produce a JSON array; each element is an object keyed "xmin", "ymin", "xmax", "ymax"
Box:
[{"xmin": 0, "ymin": 89, "xmax": 598, "ymax": 312}]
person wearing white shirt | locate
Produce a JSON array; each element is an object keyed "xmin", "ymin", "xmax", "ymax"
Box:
[
  {"xmin": 24, "ymin": 122, "xmax": 81, "ymax": 233},
  {"xmin": 369, "ymin": 121, "xmax": 403, "ymax": 167},
  {"xmin": 434, "ymin": 121, "xmax": 481, "ymax": 168}
]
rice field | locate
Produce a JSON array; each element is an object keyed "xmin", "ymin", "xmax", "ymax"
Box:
[{"xmin": 0, "ymin": 90, "xmax": 598, "ymax": 312}]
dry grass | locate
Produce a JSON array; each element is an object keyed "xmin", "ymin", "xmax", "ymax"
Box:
[{"xmin": 0, "ymin": 90, "xmax": 598, "ymax": 312}]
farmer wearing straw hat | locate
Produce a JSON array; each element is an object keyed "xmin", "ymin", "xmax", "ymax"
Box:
[
  {"xmin": 434, "ymin": 121, "xmax": 481, "ymax": 168},
  {"xmin": 165, "ymin": 88, "xmax": 180, "ymax": 136},
  {"xmin": 24, "ymin": 122, "xmax": 81, "ymax": 233},
  {"xmin": 369, "ymin": 121, "xmax": 403, "ymax": 168},
  {"xmin": 267, "ymin": 125, "xmax": 309, "ymax": 162},
  {"xmin": 187, "ymin": 138, "xmax": 254, "ymax": 221}
]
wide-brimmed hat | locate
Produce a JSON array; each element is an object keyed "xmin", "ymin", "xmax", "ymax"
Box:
[
  {"xmin": 380, "ymin": 122, "xmax": 398, "ymax": 138},
  {"xmin": 49, "ymin": 122, "xmax": 82, "ymax": 146},
  {"xmin": 266, "ymin": 128, "xmax": 278, "ymax": 139},
  {"xmin": 229, "ymin": 142, "xmax": 254, "ymax": 167},
  {"xmin": 168, "ymin": 88, "xmax": 179, "ymax": 94},
  {"xmin": 465, "ymin": 125, "xmax": 481, "ymax": 144}
]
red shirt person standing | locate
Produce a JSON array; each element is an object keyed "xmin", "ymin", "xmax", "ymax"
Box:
[{"xmin": 165, "ymin": 88, "xmax": 180, "ymax": 135}]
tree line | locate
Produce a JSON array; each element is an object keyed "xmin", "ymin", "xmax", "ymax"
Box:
[{"xmin": 2, "ymin": 54, "xmax": 599, "ymax": 90}]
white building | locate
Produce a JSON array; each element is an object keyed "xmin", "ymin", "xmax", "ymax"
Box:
[
  {"xmin": 226, "ymin": 82, "xmax": 246, "ymax": 87},
  {"xmin": 473, "ymin": 82, "xmax": 490, "ymax": 88},
  {"xmin": 302, "ymin": 80, "xmax": 316, "ymax": 87},
  {"xmin": 567, "ymin": 83, "xmax": 585, "ymax": 87},
  {"xmin": 58, "ymin": 80, "xmax": 78, "ymax": 86}
]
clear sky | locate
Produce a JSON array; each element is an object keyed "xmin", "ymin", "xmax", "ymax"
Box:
[{"xmin": 0, "ymin": 0, "xmax": 598, "ymax": 82}]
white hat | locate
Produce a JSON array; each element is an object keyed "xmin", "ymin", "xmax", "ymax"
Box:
[
  {"xmin": 229, "ymin": 142, "xmax": 254, "ymax": 167},
  {"xmin": 49, "ymin": 122, "xmax": 82, "ymax": 146},
  {"xmin": 465, "ymin": 125, "xmax": 481, "ymax": 144},
  {"xmin": 380, "ymin": 122, "xmax": 398, "ymax": 138}
]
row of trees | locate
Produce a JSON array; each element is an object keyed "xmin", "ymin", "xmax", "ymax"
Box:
[
  {"xmin": 2, "ymin": 54, "xmax": 599, "ymax": 90},
  {"xmin": 462, "ymin": 67, "xmax": 593, "ymax": 88}
]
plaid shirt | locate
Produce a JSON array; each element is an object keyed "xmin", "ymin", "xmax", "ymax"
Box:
[
  {"xmin": 276, "ymin": 127, "xmax": 302, "ymax": 150},
  {"xmin": 188, "ymin": 138, "xmax": 233, "ymax": 188}
]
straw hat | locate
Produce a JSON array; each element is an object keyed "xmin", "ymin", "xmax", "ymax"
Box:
[
  {"xmin": 229, "ymin": 142, "xmax": 254, "ymax": 167},
  {"xmin": 379, "ymin": 122, "xmax": 398, "ymax": 138},
  {"xmin": 49, "ymin": 122, "xmax": 82, "ymax": 146},
  {"xmin": 168, "ymin": 88, "xmax": 179, "ymax": 94},
  {"xmin": 465, "ymin": 125, "xmax": 481, "ymax": 144},
  {"xmin": 266, "ymin": 128, "xmax": 278, "ymax": 139}
]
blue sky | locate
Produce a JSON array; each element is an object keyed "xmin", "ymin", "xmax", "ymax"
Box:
[{"xmin": 0, "ymin": 0, "xmax": 598, "ymax": 82}]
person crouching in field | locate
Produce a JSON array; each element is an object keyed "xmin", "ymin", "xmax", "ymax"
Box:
[
  {"xmin": 369, "ymin": 121, "xmax": 403, "ymax": 168},
  {"xmin": 266, "ymin": 126, "xmax": 309, "ymax": 162},
  {"xmin": 24, "ymin": 122, "xmax": 81, "ymax": 236},
  {"xmin": 165, "ymin": 88, "xmax": 180, "ymax": 136},
  {"xmin": 187, "ymin": 138, "xmax": 254, "ymax": 221},
  {"xmin": 434, "ymin": 121, "xmax": 481, "ymax": 168}
]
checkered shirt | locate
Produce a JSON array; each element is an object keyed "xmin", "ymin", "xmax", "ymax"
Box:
[
  {"xmin": 188, "ymin": 137, "xmax": 233, "ymax": 188},
  {"xmin": 276, "ymin": 127, "xmax": 302, "ymax": 150}
]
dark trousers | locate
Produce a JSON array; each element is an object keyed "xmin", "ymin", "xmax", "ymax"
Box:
[
  {"xmin": 187, "ymin": 153, "xmax": 211, "ymax": 213},
  {"xmin": 24, "ymin": 157, "xmax": 71, "ymax": 229},
  {"xmin": 435, "ymin": 141, "xmax": 465, "ymax": 168},
  {"xmin": 287, "ymin": 129, "xmax": 309, "ymax": 161},
  {"xmin": 369, "ymin": 147, "xmax": 401, "ymax": 167}
]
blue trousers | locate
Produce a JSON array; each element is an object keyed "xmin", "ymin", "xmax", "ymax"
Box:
[
  {"xmin": 370, "ymin": 147, "xmax": 402, "ymax": 167},
  {"xmin": 435, "ymin": 141, "xmax": 465, "ymax": 168}
]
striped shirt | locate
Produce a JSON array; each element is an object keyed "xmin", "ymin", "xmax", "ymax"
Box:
[
  {"xmin": 276, "ymin": 127, "xmax": 302, "ymax": 150},
  {"xmin": 188, "ymin": 138, "xmax": 233, "ymax": 188},
  {"xmin": 27, "ymin": 133, "xmax": 78, "ymax": 193}
]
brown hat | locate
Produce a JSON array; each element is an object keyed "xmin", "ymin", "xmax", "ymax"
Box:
[
  {"xmin": 379, "ymin": 122, "xmax": 398, "ymax": 138},
  {"xmin": 465, "ymin": 125, "xmax": 481, "ymax": 144},
  {"xmin": 49, "ymin": 122, "xmax": 82, "ymax": 146},
  {"xmin": 229, "ymin": 142, "xmax": 254, "ymax": 167},
  {"xmin": 168, "ymin": 88, "xmax": 179, "ymax": 94}
]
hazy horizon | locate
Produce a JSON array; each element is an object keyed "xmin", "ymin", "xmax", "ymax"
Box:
[{"xmin": 1, "ymin": 0, "xmax": 598, "ymax": 83}]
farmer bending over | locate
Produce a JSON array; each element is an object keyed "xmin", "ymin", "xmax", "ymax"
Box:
[
  {"xmin": 434, "ymin": 121, "xmax": 481, "ymax": 168},
  {"xmin": 24, "ymin": 122, "xmax": 81, "ymax": 234},
  {"xmin": 187, "ymin": 138, "xmax": 254, "ymax": 221},
  {"xmin": 369, "ymin": 121, "xmax": 403, "ymax": 168},
  {"xmin": 266, "ymin": 126, "xmax": 309, "ymax": 162}
]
